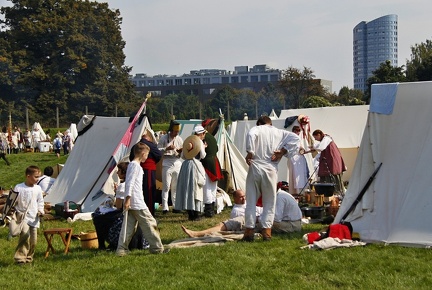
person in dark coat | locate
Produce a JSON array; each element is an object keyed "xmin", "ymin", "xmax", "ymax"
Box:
[
  {"xmin": 197, "ymin": 120, "xmax": 224, "ymax": 217},
  {"xmin": 130, "ymin": 129, "xmax": 162, "ymax": 216}
]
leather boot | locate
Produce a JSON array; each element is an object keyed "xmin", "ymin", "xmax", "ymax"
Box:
[
  {"xmin": 241, "ymin": 228, "xmax": 255, "ymax": 242},
  {"xmin": 261, "ymin": 228, "xmax": 272, "ymax": 242},
  {"xmin": 193, "ymin": 211, "xmax": 202, "ymax": 221},
  {"xmin": 204, "ymin": 203, "xmax": 214, "ymax": 218},
  {"xmin": 187, "ymin": 210, "xmax": 194, "ymax": 221}
]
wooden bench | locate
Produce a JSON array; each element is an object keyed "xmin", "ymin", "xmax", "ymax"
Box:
[{"xmin": 43, "ymin": 228, "xmax": 73, "ymax": 258}]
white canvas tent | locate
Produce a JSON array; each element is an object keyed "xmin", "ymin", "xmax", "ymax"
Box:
[
  {"xmin": 229, "ymin": 105, "xmax": 369, "ymax": 184},
  {"xmin": 269, "ymin": 109, "xmax": 279, "ymax": 120},
  {"xmin": 334, "ymin": 81, "xmax": 432, "ymax": 247},
  {"xmin": 31, "ymin": 122, "xmax": 47, "ymax": 141},
  {"xmin": 45, "ymin": 105, "xmax": 149, "ymax": 213}
]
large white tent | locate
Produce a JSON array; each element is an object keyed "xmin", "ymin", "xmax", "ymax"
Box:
[
  {"xmin": 335, "ymin": 81, "xmax": 432, "ymax": 247},
  {"xmin": 45, "ymin": 104, "xmax": 149, "ymax": 213},
  {"xmin": 229, "ymin": 105, "xmax": 370, "ymax": 184}
]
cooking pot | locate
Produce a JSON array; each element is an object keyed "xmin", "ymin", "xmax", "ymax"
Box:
[
  {"xmin": 301, "ymin": 206, "xmax": 324, "ymax": 219},
  {"xmin": 313, "ymin": 183, "xmax": 335, "ymax": 197}
]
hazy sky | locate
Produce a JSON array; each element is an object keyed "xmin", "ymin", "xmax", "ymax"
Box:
[{"xmin": 2, "ymin": 0, "xmax": 432, "ymax": 92}]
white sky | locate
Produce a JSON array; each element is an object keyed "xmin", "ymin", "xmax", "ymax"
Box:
[{"xmin": 2, "ymin": 0, "xmax": 432, "ymax": 93}]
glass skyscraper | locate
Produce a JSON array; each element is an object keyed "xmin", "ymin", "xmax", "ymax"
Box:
[{"xmin": 353, "ymin": 14, "xmax": 398, "ymax": 91}]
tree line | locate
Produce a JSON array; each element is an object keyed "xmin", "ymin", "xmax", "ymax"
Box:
[{"xmin": 1, "ymin": 1, "xmax": 431, "ymax": 127}]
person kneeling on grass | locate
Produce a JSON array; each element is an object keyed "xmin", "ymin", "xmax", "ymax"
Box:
[
  {"xmin": 272, "ymin": 181, "xmax": 302, "ymax": 234},
  {"xmin": 116, "ymin": 142, "xmax": 167, "ymax": 256}
]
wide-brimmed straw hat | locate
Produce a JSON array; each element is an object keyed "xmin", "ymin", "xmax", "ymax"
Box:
[{"xmin": 183, "ymin": 135, "xmax": 202, "ymax": 160}]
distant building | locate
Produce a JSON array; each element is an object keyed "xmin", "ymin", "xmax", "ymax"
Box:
[
  {"xmin": 130, "ymin": 64, "xmax": 332, "ymax": 99},
  {"xmin": 353, "ymin": 14, "xmax": 398, "ymax": 91}
]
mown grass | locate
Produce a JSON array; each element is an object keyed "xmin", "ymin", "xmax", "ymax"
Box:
[
  {"xmin": 1, "ymin": 152, "xmax": 432, "ymax": 289},
  {"xmin": 0, "ymin": 151, "xmax": 69, "ymax": 189}
]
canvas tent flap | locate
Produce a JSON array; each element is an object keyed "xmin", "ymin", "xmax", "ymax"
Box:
[
  {"xmin": 178, "ymin": 118, "xmax": 248, "ymax": 192},
  {"xmin": 45, "ymin": 114, "xmax": 148, "ymax": 213},
  {"xmin": 215, "ymin": 120, "xmax": 248, "ymax": 191},
  {"xmin": 335, "ymin": 81, "xmax": 432, "ymax": 247}
]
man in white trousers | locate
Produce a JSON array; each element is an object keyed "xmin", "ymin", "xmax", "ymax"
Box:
[
  {"xmin": 242, "ymin": 116, "xmax": 300, "ymax": 242},
  {"xmin": 157, "ymin": 121, "xmax": 183, "ymax": 213}
]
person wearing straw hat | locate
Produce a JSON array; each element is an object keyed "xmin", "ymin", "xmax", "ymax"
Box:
[
  {"xmin": 175, "ymin": 135, "xmax": 207, "ymax": 221},
  {"xmin": 157, "ymin": 121, "xmax": 183, "ymax": 214},
  {"xmin": 194, "ymin": 124, "xmax": 224, "ymax": 218}
]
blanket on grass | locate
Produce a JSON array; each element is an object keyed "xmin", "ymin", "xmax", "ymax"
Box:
[
  {"xmin": 167, "ymin": 231, "xmax": 247, "ymax": 248},
  {"xmin": 301, "ymin": 237, "xmax": 366, "ymax": 250}
]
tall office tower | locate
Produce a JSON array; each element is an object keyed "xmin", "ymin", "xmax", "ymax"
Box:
[{"xmin": 353, "ymin": 14, "xmax": 398, "ymax": 91}]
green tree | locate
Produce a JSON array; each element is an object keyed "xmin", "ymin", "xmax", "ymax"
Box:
[
  {"xmin": 232, "ymin": 89, "xmax": 257, "ymax": 121},
  {"xmin": 365, "ymin": 60, "xmax": 406, "ymax": 103},
  {"xmin": 279, "ymin": 66, "xmax": 325, "ymax": 109},
  {"xmin": 257, "ymin": 83, "xmax": 284, "ymax": 118},
  {"xmin": 406, "ymin": 39, "xmax": 432, "ymax": 81},
  {"xmin": 163, "ymin": 94, "xmax": 178, "ymax": 120},
  {"xmin": 173, "ymin": 92, "xmax": 200, "ymax": 120},
  {"xmin": 333, "ymin": 86, "xmax": 365, "ymax": 106},
  {"xmin": 0, "ymin": 0, "xmax": 135, "ymax": 126},
  {"xmin": 209, "ymin": 86, "xmax": 237, "ymax": 121},
  {"xmin": 302, "ymin": 96, "xmax": 333, "ymax": 108}
]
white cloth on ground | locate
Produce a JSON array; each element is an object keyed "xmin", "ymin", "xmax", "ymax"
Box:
[{"xmin": 301, "ymin": 237, "xmax": 366, "ymax": 250}]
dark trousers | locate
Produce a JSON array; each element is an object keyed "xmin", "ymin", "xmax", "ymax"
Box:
[
  {"xmin": 0, "ymin": 153, "xmax": 10, "ymax": 166},
  {"xmin": 143, "ymin": 169, "xmax": 157, "ymax": 216}
]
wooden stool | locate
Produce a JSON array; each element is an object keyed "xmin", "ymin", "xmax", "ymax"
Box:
[{"xmin": 43, "ymin": 228, "xmax": 73, "ymax": 258}]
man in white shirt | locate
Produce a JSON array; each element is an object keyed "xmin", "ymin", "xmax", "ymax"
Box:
[
  {"xmin": 242, "ymin": 116, "xmax": 300, "ymax": 242},
  {"xmin": 157, "ymin": 121, "xmax": 183, "ymax": 213},
  {"xmin": 273, "ymin": 182, "xmax": 302, "ymax": 234},
  {"xmin": 230, "ymin": 189, "xmax": 246, "ymax": 218}
]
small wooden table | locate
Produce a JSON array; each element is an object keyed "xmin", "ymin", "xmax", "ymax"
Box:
[{"xmin": 43, "ymin": 228, "xmax": 73, "ymax": 258}]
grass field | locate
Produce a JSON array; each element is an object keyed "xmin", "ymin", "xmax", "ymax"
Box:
[{"xmin": 1, "ymin": 152, "xmax": 432, "ymax": 289}]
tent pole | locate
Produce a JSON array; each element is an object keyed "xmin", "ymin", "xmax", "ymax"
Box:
[
  {"xmin": 80, "ymin": 156, "xmax": 114, "ymax": 206},
  {"xmin": 340, "ymin": 163, "xmax": 382, "ymax": 223}
]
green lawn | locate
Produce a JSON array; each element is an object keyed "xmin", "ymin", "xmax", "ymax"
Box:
[{"xmin": 1, "ymin": 152, "xmax": 432, "ymax": 289}]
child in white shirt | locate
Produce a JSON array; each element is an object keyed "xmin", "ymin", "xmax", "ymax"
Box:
[
  {"xmin": 13, "ymin": 165, "xmax": 44, "ymax": 264},
  {"xmin": 116, "ymin": 143, "xmax": 166, "ymax": 256}
]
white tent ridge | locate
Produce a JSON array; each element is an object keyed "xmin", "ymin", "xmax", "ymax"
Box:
[
  {"xmin": 45, "ymin": 111, "xmax": 149, "ymax": 213},
  {"xmin": 335, "ymin": 81, "xmax": 432, "ymax": 247}
]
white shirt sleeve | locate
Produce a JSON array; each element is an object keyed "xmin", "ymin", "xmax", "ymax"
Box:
[
  {"xmin": 274, "ymin": 192, "xmax": 285, "ymax": 223},
  {"xmin": 245, "ymin": 126, "xmax": 258, "ymax": 156},
  {"xmin": 125, "ymin": 162, "xmax": 140, "ymax": 198},
  {"xmin": 314, "ymin": 135, "xmax": 332, "ymax": 152}
]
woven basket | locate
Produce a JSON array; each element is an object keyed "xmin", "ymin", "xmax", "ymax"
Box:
[{"xmin": 79, "ymin": 231, "xmax": 98, "ymax": 249}]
